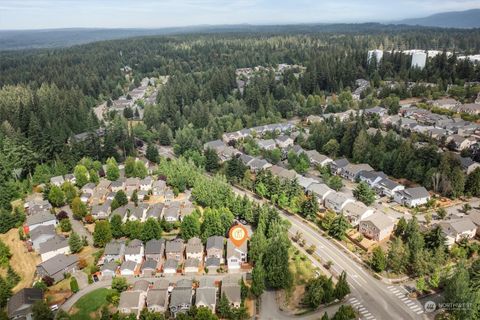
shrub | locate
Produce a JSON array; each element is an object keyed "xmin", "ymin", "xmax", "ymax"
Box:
[{"xmin": 70, "ymin": 277, "xmax": 79, "ymax": 293}]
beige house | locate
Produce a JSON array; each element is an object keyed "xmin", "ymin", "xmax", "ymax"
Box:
[{"xmin": 359, "ymin": 213, "xmax": 395, "ymax": 241}]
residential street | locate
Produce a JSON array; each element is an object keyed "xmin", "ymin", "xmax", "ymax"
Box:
[
  {"xmin": 62, "ymin": 205, "xmax": 93, "ymax": 245},
  {"xmin": 230, "ymin": 185, "xmax": 426, "ymax": 320}
]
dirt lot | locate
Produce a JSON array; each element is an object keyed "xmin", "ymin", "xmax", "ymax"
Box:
[{"xmin": 0, "ymin": 228, "xmax": 41, "ymax": 292}]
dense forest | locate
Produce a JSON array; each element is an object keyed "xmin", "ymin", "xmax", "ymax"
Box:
[{"xmin": 1, "ymin": 26, "xmax": 480, "ymax": 210}]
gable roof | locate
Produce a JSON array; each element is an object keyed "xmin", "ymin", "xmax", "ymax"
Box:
[
  {"xmin": 39, "ymin": 235, "xmax": 69, "ymax": 254},
  {"xmin": 440, "ymin": 218, "xmax": 477, "ymax": 235},
  {"xmin": 7, "ymin": 288, "xmax": 43, "ymax": 318},
  {"xmin": 362, "ymin": 213, "xmax": 395, "ymax": 230},
  {"xmin": 166, "ymin": 239, "xmax": 184, "ymax": 253},
  {"xmin": 118, "ymin": 291, "xmax": 142, "ymax": 309},
  {"xmin": 170, "ymin": 288, "xmax": 192, "ymax": 307},
  {"xmin": 145, "ymin": 239, "xmax": 165, "ymax": 255},
  {"xmin": 147, "ymin": 289, "xmax": 168, "ymax": 307},
  {"xmin": 26, "ymin": 211, "xmax": 56, "ymax": 227},
  {"xmin": 186, "ymin": 237, "xmax": 203, "ymax": 254},
  {"xmin": 37, "ymin": 254, "xmax": 78, "ymax": 276},
  {"xmin": 398, "ymin": 187, "xmax": 430, "ymax": 200},
  {"xmin": 196, "ymin": 287, "xmax": 217, "ymax": 307},
  {"xmin": 29, "ymin": 224, "xmax": 56, "ymax": 242},
  {"xmin": 331, "ymin": 158, "xmax": 349, "ymax": 168},
  {"xmin": 104, "ymin": 240, "xmax": 125, "ymax": 256}
]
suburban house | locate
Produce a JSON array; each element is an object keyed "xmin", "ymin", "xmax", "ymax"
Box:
[
  {"xmin": 329, "ymin": 158, "xmax": 350, "ymax": 174},
  {"xmin": 29, "ymin": 224, "xmax": 56, "ymax": 251},
  {"xmin": 206, "ymin": 236, "xmax": 225, "ymax": 262},
  {"xmin": 341, "ymin": 163, "xmax": 374, "ymax": 181},
  {"xmin": 275, "ymin": 135, "xmax": 294, "ymax": 149},
  {"xmin": 446, "ymin": 134, "xmax": 476, "ymax": 151},
  {"xmin": 358, "ymin": 171, "xmax": 387, "ymax": 188},
  {"xmin": 139, "ymin": 176, "xmax": 153, "ymax": 191},
  {"xmin": 205, "ymin": 257, "xmax": 221, "ymax": 273},
  {"xmin": 39, "ymin": 235, "xmax": 70, "ymax": 262},
  {"xmin": 104, "ymin": 240, "xmax": 126, "ymax": 262},
  {"xmin": 36, "ymin": 254, "xmax": 78, "ymax": 283},
  {"xmin": 324, "ymin": 192, "xmax": 354, "ymax": 213},
  {"xmin": 226, "ymin": 239, "xmax": 248, "ymax": 272},
  {"xmin": 169, "ymin": 287, "xmax": 193, "ymax": 318},
  {"xmin": 124, "ymin": 239, "xmax": 145, "ymax": 264},
  {"xmin": 25, "ymin": 212, "xmax": 57, "ymax": 233},
  {"xmin": 146, "ymin": 289, "xmax": 168, "ymax": 313},
  {"xmin": 457, "ymin": 156, "xmax": 480, "ymax": 174},
  {"xmin": 91, "ymin": 202, "xmax": 111, "ymax": 220},
  {"xmin": 163, "ymin": 259, "xmax": 179, "ymax": 275},
  {"xmin": 120, "ymin": 260, "xmax": 138, "ymax": 276},
  {"xmin": 375, "ymin": 178, "xmax": 405, "ymax": 197},
  {"xmin": 307, "ymin": 183, "xmax": 334, "ymax": 205},
  {"xmin": 297, "ymin": 175, "xmax": 320, "ymax": 191},
  {"xmin": 110, "ymin": 179, "xmax": 125, "ymax": 192},
  {"xmin": 430, "ymin": 98, "xmax": 459, "ymax": 110},
  {"xmin": 186, "ymin": 237, "xmax": 204, "ymax": 260},
  {"xmin": 248, "ymin": 158, "xmax": 272, "ymax": 172},
  {"xmin": 184, "ymin": 258, "xmax": 201, "ymax": 274},
  {"xmin": 152, "ymin": 180, "xmax": 166, "ymax": 196},
  {"xmin": 142, "ymin": 259, "xmax": 158, "ymax": 276},
  {"xmin": 195, "ymin": 285, "xmax": 217, "ymax": 313},
  {"xmin": 145, "ymin": 239, "xmax": 165, "ymax": 262},
  {"xmin": 146, "ymin": 203, "xmax": 164, "ymax": 220},
  {"xmin": 165, "ymin": 239, "xmax": 184, "ymax": 261},
  {"xmin": 257, "ymin": 139, "xmax": 276, "ymax": 151},
  {"xmin": 305, "ymin": 150, "xmax": 333, "ymax": 167},
  {"xmin": 393, "ymin": 187, "xmax": 430, "ymax": 207},
  {"xmin": 7, "ymin": 288, "xmax": 44, "ymax": 320},
  {"xmin": 165, "ymin": 189, "xmax": 175, "ymax": 205},
  {"xmin": 163, "ymin": 204, "xmax": 180, "ymax": 222},
  {"xmin": 118, "ymin": 291, "xmax": 147, "ymax": 318},
  {"xmin": 81, "ymin": 182, "xmax": 96, "ymax": 195},
  {"xmin": 100, "ymin": 261, "xmax": 118, "ymax": 278},
  {"xmin": 342, "ymin": 202, "xmax": 375, "ymax": 227},
  {"xmin": 221, "ymin": 275, "xmax": 242, "ymax": 308},
  {"xmin": 359, "ymin": 213, "xmax": 395, "ymax": 242},
  {"xmin": 439, "ymin": 218, "xmax": 477, "ymax": 248}
]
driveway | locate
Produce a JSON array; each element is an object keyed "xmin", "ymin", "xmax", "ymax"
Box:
[{"xmin": 62, "ymin": 205, "xmax": 93, "ymax": 245}]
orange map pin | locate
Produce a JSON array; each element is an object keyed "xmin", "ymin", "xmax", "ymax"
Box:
[{"xmin": 229, "ymin": 224, "xmax": 248, "ymax": 247}]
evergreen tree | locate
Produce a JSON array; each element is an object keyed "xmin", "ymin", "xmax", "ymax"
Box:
[
  {"xmin": 158, "ymin": 123, "xmax": 173, "ymax": 146},
  {"xmin": 334, "ymin": 271, "xmax": 350, "ymax": 300},
  {"xmin": 146, "ymin": 144, "xmax": 160, "ymax": 163},
  {"xmin": 71, "ymin": 197, "xmax": 88, "ymax": 220},
  {"xmin": 32, "ymin": 301, "xmax": 54, "ymax": 320},
  {"xmin": 251, "ymin": 259, "xmax": 266, "ymax": 297},
  {"xmin": 74, "ymin": 164, "xmax": 89, "ymax": 188},
  {"xmin": 48, "ymin": 185, "xmax": 65, "ymax": 207},
  {"xmin": 264, "ymin": 236, "xmax": 292, "ymax": 289},
  {"xmin": 300, "ymin": 195, "xmax": 319, "ymax": 220},
  {"xmin": 106, "ymin": 157, "xmax": 120, "ymax": 181},
  {"xmin": 370, "ymin": 246, "xmax": 387, "ymax": 272},
  {"xmin": 181, "ymin": 214, "xmax": 201, "ymax": 240},
  {"xmin": 110, "ymin": 214, "xmax": 124, "ymax": 238},
  {"xmin": 69, "ymin": 232, "xmax": 83, "ymax": 253},
  {"xmin": 205, "ymin": 148, "xmax": 220, "ymax": 172},
  {"xmin": 328, "ymin": 214, "xmax": 350, "ymax": 240},
  {"xmin": 353, "ymin": 182, "xmax": 376, "ymax": 206}
]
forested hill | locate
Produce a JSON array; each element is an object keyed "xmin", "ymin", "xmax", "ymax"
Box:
[
  {"xmin": 0, "ymin": 23, "xmax": 470, "ymax": 51},
  {"xmin": 396, "ymin": 9, "xmax": 480, "ymax": 29}
]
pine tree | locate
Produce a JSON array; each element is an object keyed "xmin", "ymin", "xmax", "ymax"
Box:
[
  {"xmin": 146, "ymin": 144, "xmax": 160, "ymax": 163},
  {"xmin": 205, "ymin": 148, "xmax": 220, "ymax": 172},
  {"xmin": 370, "ymin": 246, "xmax": 387, "ymax": 272},
  {"xmin": 110, "ymin": 214, "xmax": 124, "ymax": 238},
  {"xmin": 93, "ymin": 221, "xmax": 112, "ymax": 247},
  {"xmin": 69, "ymin": 232, "xmax": 83, "ymax": 253},
  {"xmin": 334, "ymin": 271, "xmax": 350, "ymax": 300},
  {"xmin": 251, "ymin": 259, "xmax": 266, "ymax": 297}
]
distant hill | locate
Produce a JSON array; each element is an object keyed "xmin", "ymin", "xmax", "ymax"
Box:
[
  {"xmin": 396, "ymin": 9, "xmax": 480, "ymax": 28},
  {"xmin": 0, "ymin": 23, "xmax": 438, "ymax": 51}
]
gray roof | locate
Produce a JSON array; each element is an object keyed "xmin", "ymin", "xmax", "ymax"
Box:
[
  {"xmin": 142, "ymin": 258, "xmax": 158, "ymax": 270},
  {"xmin": 7, "ymin": 288, "xmax": 43, "ymax": 318},
  {"xmin": 170, "ymin": 288, "xmax": 192, "ymax": 308},
  {"xmin": 222, "ymin": 284, "xmax": 241, "ymax": 304},
  {"xmin": 440, "ymin": 218, "xmax": 477, "ymax": 235},
  {"xmin": 37, "ymin": 254, "xmax": 78, "ymax": 276},
  {"xmin": 29, "ymin": 224, "xmax": 56, "ymax": 242},
  {"xmin": 152, "ymin": 279, "xmax": 170, "ymax": 290},
  {"xmin": 307, "ymin": 183, "xmax": 333, "ymax": 198},
  {"xmin": 101, "ymin": 261, "xmax": 118, "ymax": 272},
  {"xmin": 146, "ymin": 203, "xmax": 164, "ymax": 219},
  {"xmin": 120, "ymin": 260, "xmax": 137, "ymax": 271},
  {"xmin": 398, "ymin": 187, "xmax": 430, "ymax": 200},
  {"xmin": 331, "ymin": 158, "xmax": 349, "ymax": 168},
  {"xmin": 377, "ymin": 178, "xmax": 401, "ymax": 190},
  {"xmin": 147, "ymin": 289, "xmax": 167, "ymax": 307},
  {"xmin": 239, "ymin": 154, "xmax": 254, "ymax": 165},
  {"xmin": 166, "ymin": 239, "xmax": 184, "ymax": 253},
  {"xmin": 164, "ymin": 206, "xmax": 180, "ymax": 219},
  {"xmin": 196, "ymin": 287, "xmax": 217, "ymax": 307},
  {"xmin": 163, "ymin": 259, "xmax": 178, "ymax": 270},
  {"xmin": 39, "ymin": 235, "xmax": 69, "ymax": 254},
  {"xmin": 132, "ymin": 279, "xmax": 150, "ymax": 292},
  {"xmin": 227, "ymin": 239, "xmax": 247, "ymax": 259},
  {"xmin": 204, "ymin": 140, "xmax": 226, "ymax": 151},
  {"xmin": 104, "ymin": 240, "xmax": 125, "ymax": 255},
  {"xmin": 199, "ymin": 277, "xmax": 216, "ymax": 288},
  {"xmin": 26, "ymin": 211, "xmax": 56, "ymax": 227},
  {"xmin": 184, "ymin": 258, "xmax": 200, "ymax": 268},
  {"xmin": 249, "ymin": 158, "xmax": 271, "ymax": 170},
  {"xmin": 358, "ymin": 171, "xmax": 387, "ymax": 181},
  {"xmin": 125, "ymin": 239, "xmax": 143, "ymax": 255},
  {"xmin": 176, "ymin": 278, "xmax": 193, "ymax": 288},
  {"xmin": 205, "ymin": 257, "xmax": 221, "ymax": 268},
  {"xmin": 206, "ymin": 236, "xmax": 225, "ymax": 251},
  {"xmin": 186, "ymin": 237, "xmax": 203, "ymax": 254},
  {"xmin": 118, "ymin": 291, "xmax": 141, "ymax": 309},
  {"xmin": 145, "ymin": 239, "xmax": 165, "ymax": 255}
]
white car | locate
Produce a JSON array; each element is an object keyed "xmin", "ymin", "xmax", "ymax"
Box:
[{"xmin": 50, "ymin": 304, "xmax": 59, "ymax": 311}]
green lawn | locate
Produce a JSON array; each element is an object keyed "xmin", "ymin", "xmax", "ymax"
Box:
[{"xmin": 70, "ymin": 288, "xmax": 114, "ymax": 320}]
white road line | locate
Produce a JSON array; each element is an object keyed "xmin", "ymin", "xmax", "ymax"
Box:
[
  {"xmin": 416, "ymin": 310, "xmax": 424, "ymax": 315},
  {"xmin": 366, "ymin": 316, "xmax": 375, "ymax": 320},
  {"xmin": 401, "ymin": 297, "xmax": 409, "ymax": 301},
  {"xmin": 395, "ymin": 292, "xmax": 404, "ymax": 297},
  {"xmin": 358, "ymin": 307, "xmax": 366, "ymax": 311},
  {"xmin": 411, "ymin": 306, "xmax": 422, "ymax": 311},
  {"xmin": 349, "ymin": 298, "xmax": 358, "ymax": 302},
  {"xmin": 360, "ymin": 310, "xmax": 369, "ymax": 314},
  {"xmin": 391, "ymin": 289, "xmax": 400, "ymax": 293},
  {"xmin": 406, "ymin": 302, "xmax": 415, "ymax": 307}
]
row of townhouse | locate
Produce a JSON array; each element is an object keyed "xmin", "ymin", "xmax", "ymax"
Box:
[
  {"xmin": 118, "ymin": 275, "xmax": 242, "ymax": 319},
  {"xmin": 100, "ymin": 233, "xmax": 249, "ymax": 278},
  {"xmin": 108, "ymin": 200, "xmax": 194, "ymax": 223}
]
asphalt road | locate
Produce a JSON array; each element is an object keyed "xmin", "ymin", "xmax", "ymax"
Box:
[{"xmin": 231, "ymin": 185, "xmax": 426, "ymax": 320}]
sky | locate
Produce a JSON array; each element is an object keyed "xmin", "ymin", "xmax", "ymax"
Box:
[{"xmin": 0, "ymin": 0, "xmax": 479, "ymax": 30}]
